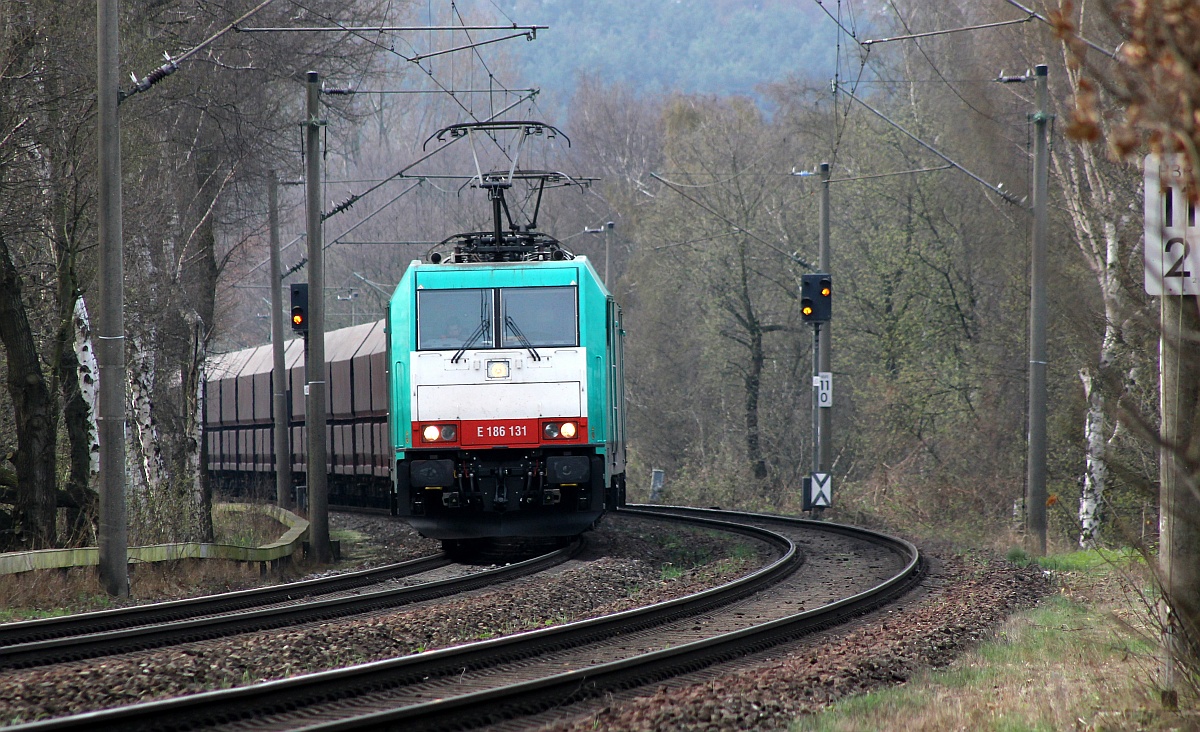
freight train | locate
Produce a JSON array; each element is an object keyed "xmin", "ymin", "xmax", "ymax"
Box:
[{"xmin": 204, "ymin": 121, "xmax": 627, "ymax": 545}]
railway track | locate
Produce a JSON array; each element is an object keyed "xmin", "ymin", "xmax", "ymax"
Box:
[
  {"xmin": 0, "ymin": 544, "xmax": 577, "ymax": 670},
  {"xmin": 4, "ymin": 507, "xmax": 920, "ymax": 731}
]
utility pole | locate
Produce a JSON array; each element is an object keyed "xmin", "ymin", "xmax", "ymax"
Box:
[
  {"xmin": 1159, "ymin": 292, "xmax": 1200, "ymax": 708},
  {"xmin": 583, "ymin": 222, "xmax": 616, "ymax": 289},
  {"xmin": 817, "ymin": 162, "xmax": 832, "ymax": 476},
  {"xmin": 1149, "ymin": 152, "xmax": 1200, "ymax": 706},
  {"xmin": 268, "ymin": 171, "xmax": 292, "ymax": 509},
  {"xmin": 604, "ymin": 221, "xmax": 614, "ymax": 288},
  {"xmin": 305, "ymin": 71, "xmax": 330, "ymax": 562},
  {"xmin": 811, "ymin": 321, "xmax": 823, "ymax": 476},
  {"xmin": 96, "ymin": 0, "xmax": 128, "ymax": 597},
  {"xmin": 1026, "ymin": 65, "xmax": 1049, "ymax": 556}
]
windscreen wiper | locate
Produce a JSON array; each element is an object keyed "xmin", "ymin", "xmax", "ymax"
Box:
[
  {"xmin": 451, "ymin": 320, "xmax": 490, "ymax": 363},
  {"xmin": 504, "ymin": 316, "xmax": 541, "ymax": 362}
]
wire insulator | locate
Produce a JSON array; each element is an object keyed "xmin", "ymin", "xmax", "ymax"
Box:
[
  {"xmin": 323, "ymin": 195, "xmax": 360, "ymax": 221},
  {"xmin": 132, "ymin": 60, "xmax": 178, "ymax": 93}
]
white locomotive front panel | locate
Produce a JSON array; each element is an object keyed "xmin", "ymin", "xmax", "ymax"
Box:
[{"xmin": 409, "ymin": 348, "xmax": 589, "ymax": 446}]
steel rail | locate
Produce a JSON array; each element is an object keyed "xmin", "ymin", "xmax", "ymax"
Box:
[
  {"xmin": 0, "ymin": 542, "xmax": 582, "ymax": 671},
  {"xmin": 0, "ymin": 553, "xmax": 450, "ymax": 648},
  {"xmin": 5, "ymin": 512, "xmax": 804, "ymax": 731},
  {"xmin": 295, "ymin": 507, "xmax": 922, "ymax": 732},
  {"xmin": 628, "ymin": 503, "xmax": 921, "ymax": 558}
]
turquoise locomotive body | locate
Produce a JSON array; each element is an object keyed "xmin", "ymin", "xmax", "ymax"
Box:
[{"xmin": 388, "ymin": 256, "xmax": 626, "ymax": 540}]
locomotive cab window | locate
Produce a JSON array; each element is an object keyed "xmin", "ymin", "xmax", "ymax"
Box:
[
  {"xmin": 417, "ymin": 286, "xmax": 577, "ymax": 351},
  {"xmin": 417, "ymin": 288, "xmax": 494, "ymax": 350},
  {"xmin": 501, "ymin": 287, "xmax": 577, "ymax": 348}
]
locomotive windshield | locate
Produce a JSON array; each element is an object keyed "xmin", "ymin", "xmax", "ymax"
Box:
[
  {"xmin": 501, "ymin": 287, "xmax": 577, "ymax": 348},
  {"xmin": 416, "ymin": 286, "xmax": 578, "ymax": 351},
  {"xmin": 417, "ymin": 288, "xmax": 494, "ymax": 350}
]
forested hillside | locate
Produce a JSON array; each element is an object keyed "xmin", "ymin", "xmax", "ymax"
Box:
[{"xmin": 458, "ymin": 0, "xmax": 845, "ymax": 109}]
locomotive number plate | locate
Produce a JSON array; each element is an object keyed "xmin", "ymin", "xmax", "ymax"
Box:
[{"xmin": 461, "ymin": 419, "xmax": 541, "ymax": 446}]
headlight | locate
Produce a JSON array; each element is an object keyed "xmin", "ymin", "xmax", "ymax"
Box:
[
  {"xmin": 487, "ymin": 360, "xmax": 510, "ymax": 379},
  {"xmin": 542, "ymin": 421, "xmax": 579, "ymax": 440},
  {"xmin": 421, "ymin": 424, "xmax": 457, "ymax": 442}
]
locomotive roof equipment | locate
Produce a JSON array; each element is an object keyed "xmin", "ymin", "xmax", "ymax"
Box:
[{"xmin": 423, "ymin": 121, "xmax": 596, "ymax": 264}]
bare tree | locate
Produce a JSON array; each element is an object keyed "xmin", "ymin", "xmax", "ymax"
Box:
[
  {"xmin": 0, "ymin": 234, "xmax": 57, "ymax": 548},
  {"xmin": 1052, "ymin": 0, "xmax": 1200, "ymax": 698},
  {"xmin": 631, "ymin": 96, "xmax": 809, "ymax": 494},
  {"xmin": 0, "ymin": 0, "xmax": 100, "ymax": 548},
  {"xmin": 111, "ymin": 0, "xmax": 401, "ymax": 543}
]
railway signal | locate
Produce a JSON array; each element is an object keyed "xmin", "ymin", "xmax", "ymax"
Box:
[
  {"xmin": 800, "ymin": 273, "xmax": 832, "ymax": 323},
  {"xmin": 290, "ymin": 283, "xmax": 309, "ymax": 333},
  {"xmin": 800, "ymin": 270, "xmax": 833, "ymax": 516}
]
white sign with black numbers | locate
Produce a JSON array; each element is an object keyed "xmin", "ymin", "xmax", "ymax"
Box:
[
  {"xmin": 1145, "ymin": 154, "xmax": 1200, "ymax": 295},
  {"xmin": 813, "ymin": 372, "xmax": 832, "ymax": 408}
]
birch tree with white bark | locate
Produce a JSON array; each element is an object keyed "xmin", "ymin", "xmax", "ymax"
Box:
[{"xmin": 1049, "ymin": 86, "xmax": 1144, "ymax": 546}]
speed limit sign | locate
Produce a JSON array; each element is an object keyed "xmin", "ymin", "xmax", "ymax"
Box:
[{"xmin": 813, "ymin": 372, "xmax": 832, "ymax": 408}]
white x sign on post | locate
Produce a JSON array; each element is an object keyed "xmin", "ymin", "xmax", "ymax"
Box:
[{"xmin": 810, "ymin": 472, "xmax": 831, "ymax": 507}]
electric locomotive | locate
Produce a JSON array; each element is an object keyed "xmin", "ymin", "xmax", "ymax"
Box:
[
  {"xmin": 389, "ymin": 122, "xmax": 627, "ymax": 541},
  {"xmin": 203, "ymin": 122, "xmax": 626, "ymax": 544},
  {"xmin": 388, "ymin": 256, "xmax": 626, "ymax": 539}
]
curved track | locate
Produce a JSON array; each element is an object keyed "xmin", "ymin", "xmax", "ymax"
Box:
[
  {"xmin": 5, "ymin": 507, "xmax": 920, "ymax": 732},
  {"xmin": 0, "ymin": 554, "xmax": 449, "ymax": 648},
  {"xmin": 0, "ymin": 544, "xmax": 578, "ymax": 670}
]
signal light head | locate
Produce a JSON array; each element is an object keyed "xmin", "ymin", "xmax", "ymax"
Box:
[
  {"xmin": 800, "ymin": 273, "xmax": 832, "ymax": 323},
  {"xmin": 289, "ymin": 283, "xmax": 309, "ymax": 333}
]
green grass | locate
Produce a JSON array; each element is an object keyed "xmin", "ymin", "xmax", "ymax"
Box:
[
  {"xmin": 330, "ymin": 528, "xmax": 367, "ymax": 547},
  {"xmin": 212, "ymin": 510, "xmax": 285, "ymax": 547},
  {"xmin": 330, "ymin": 528, "xmax": 375, "ymax": 563},
  {"xmin": 660, "ymin": 562, "xmax": 685, "ymax": 581},
  {"xmin": 729, "ymin": 542, "xmax": 759, "ymax": 562},
  {"xmin": 1034, "ymin": 547, "xmax": 1142, "ymax": 572},
  {"xmin": 0, "ymin": 606, "xmax": 74, "ymax": 623},
  {"xmin": 656, "ymin": 531, "xmax": 714, "ymax": 567}
]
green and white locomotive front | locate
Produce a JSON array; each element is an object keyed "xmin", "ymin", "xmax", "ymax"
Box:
[{"xmin": 388, "ymin": 257, "xmax": 623, "ymax": 540}]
